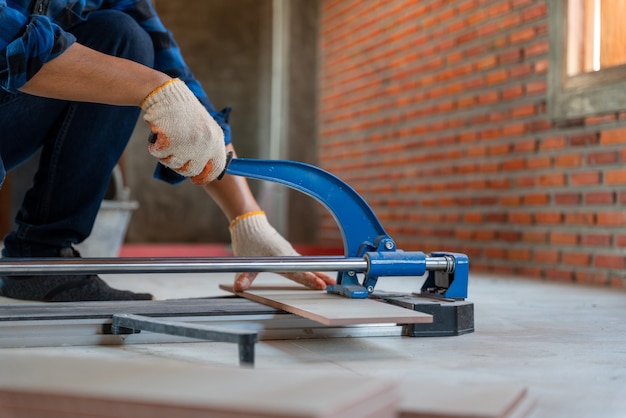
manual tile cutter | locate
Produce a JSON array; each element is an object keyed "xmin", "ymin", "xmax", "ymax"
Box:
[{"xmin": 0, "ymin": 158, "xmax": 474, "ymax": 366}]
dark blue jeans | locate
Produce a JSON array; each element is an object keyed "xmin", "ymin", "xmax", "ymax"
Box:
[{"xmin": 0, "ymin": 10, "xmax": 155, "ymax": 257}]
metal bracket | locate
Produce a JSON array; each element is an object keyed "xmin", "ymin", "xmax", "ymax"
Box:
[
  {"xmin": 226, "ymin": 158, "xmax": 389, "ymax": 258},
  {"xmin": 420, "ymin": 252, "xmax": 469, "ymax": 299},
  {"xmin": 111, "ymin": 314, "xmax": 258, "ymax": 367}
]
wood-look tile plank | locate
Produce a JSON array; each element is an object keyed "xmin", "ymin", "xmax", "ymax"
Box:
[{"xmin": 220, "ymin": 285, "xmax": 432, "ymax": 326}]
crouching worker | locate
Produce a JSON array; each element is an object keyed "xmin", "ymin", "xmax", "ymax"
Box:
[{"xmin": 0, "ymin": 0, "xmax": 334, "ymax": 301}]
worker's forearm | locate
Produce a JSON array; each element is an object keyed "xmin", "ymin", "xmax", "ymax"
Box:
[
  {"xmin": 203, "ymin": 144, "xmax": 261, "ymax": 221},
  {"xmin": 18, "ymin": 43, "xmax": 170, "ymax": 106}
]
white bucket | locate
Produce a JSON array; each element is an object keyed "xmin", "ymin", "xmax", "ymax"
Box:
[{"xmin": 75, "ymin": 166, "xmax": 138, "ymax": 257}]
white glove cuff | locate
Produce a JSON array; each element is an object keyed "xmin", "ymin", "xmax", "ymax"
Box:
[
  {"xmin": 229, "ymin": 211, "xmax": 299, "ymax": 257},
  {"xmin": 141, "ymin": 78, "xmax": 197, "ymax": 110}
]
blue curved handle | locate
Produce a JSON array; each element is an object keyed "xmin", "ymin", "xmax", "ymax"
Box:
[{"xmin": 226, "ymin": 158, "xmax": 391, "ymax": 258}]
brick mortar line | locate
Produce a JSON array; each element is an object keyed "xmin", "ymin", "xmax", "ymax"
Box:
[
  {"xmin": 319, "ymin": 112, "xmax": 548, "ymax": 146},
  {"xmin": 321, "ymin": 2, "xmax": 543, "ymax": 76},
  {"xmin": 321, "ymin": 0, "xmax": 463, "ymax": 63},
  {"xmin": 319, "ymin": 72, "xmax": 548, "ymax": 123},
  {"xmin": 319, "ymin": 40, "xmax": 547, "ymax": 97},
  {"xmin": 364, "ymin": 199, "xmax": 626, "ymax": 211},
  {"xmin": 336, "ymin": 160, "xmax": 626, "ymax": 173},
  {"xmin": 319, "ymin": 73, "xmax": 549, "ymax": 122},
  {"xmin": 317, "ymin": 114, "xmax": 626, "ymax": 153},
  {"xmin": 320, "ymin": 38, "xmax": 546, "ymax": 99}
]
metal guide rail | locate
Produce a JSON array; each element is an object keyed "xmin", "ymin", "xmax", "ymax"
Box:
[
  {"xmin": 0, "ymin": 251, "xmax": 468, "ymax": 300},
  {"xmin": 0, "ymin": 254, "xmax": 451, "ymax": 275}
]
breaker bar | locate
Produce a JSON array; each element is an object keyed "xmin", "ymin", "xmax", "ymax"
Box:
[{"xmin": 0, "ymin": 255, "xmax": 451, "ymax": 276}]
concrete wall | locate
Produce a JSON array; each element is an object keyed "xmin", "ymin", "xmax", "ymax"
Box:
[
  {"xmin": 125, "ymin": 0, "xmax": 268, "ymax": 244},
  {"xmin": 286, "ymin": 0, "xmax": 328, "ymax": 244},
  {"xmin": 125, "ymin": 0, "xmax": 324, "ymax": 244}
]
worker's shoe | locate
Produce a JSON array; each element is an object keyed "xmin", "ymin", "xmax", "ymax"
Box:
[{"xmin": 0, "ymin": 247, "xmax": 153, "ymax": 302}]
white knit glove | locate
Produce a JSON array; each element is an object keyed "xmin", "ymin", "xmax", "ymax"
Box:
[
  {"xmin": 141, "ymin": 78, "xmax": 226, "ymax": 185},
  {"xmin": 229, "ymin": 211, "xmax": 336, "ymax": 291}
]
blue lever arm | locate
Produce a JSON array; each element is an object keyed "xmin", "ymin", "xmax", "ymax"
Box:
[{"xmin": 226, "ymin": 158, "xmax": 391, "ymax": 258}]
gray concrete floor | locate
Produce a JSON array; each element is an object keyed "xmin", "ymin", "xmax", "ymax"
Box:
[{"xmin": 1, "ymin": 272, "xmax": 624, "ymax": 417}]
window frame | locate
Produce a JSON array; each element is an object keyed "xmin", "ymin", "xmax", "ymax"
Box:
[{"xmin": 548, "ymin": 0, "xmax": 626, "ymax": 121}]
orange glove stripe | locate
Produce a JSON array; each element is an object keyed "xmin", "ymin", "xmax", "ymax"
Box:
[
  {"xmin": 140, "ymin": 78, "xmax": 179, "ymax": 107},
  {"xmin": 190, "ymin": 160, "xmax": 215, "ymax": 185},
  {"xmin": 229, "ymin": 211, "xmax": 266, "ymax": 230}
]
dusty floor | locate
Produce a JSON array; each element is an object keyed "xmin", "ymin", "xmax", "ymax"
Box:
[{"xmin": 0, "ymin": 270, "xmax": 624, "ymax": 418}]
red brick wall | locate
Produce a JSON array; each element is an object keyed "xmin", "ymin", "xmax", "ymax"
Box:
[{"xmin": 317, "ymin": 0, "xmax": 626, "ymax": 288}]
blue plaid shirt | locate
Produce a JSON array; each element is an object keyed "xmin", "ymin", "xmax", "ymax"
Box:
[{"xmin": 0, "ymin": 0, "xmax": 231, "ymax": 183}]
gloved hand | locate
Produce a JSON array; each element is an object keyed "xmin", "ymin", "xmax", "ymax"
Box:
[
  {"xmin": 229, "ymin": 211, "xmax": 336, "ymax": 291},
  {"xmin": 141, "ymin": 78, "xmax": 226, "ymax": 185}
]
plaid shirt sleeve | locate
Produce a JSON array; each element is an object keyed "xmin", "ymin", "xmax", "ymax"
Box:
[
  {"xmin": 1, "ymin": 0, "xmax": 230, "ymax": 145},
  {"xmin": 0, "ymin": 1, "xmax": 76, "ymax": 92}
]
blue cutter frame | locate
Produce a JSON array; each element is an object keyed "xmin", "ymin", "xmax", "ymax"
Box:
[{"xmin": 226, "ymin": 158, "xmax": 469, "ymax": 299}]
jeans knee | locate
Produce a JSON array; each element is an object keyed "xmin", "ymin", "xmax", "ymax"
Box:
[{"xmin": 71, "ymin": 10, "xmax": 155, "ymax": 67}]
